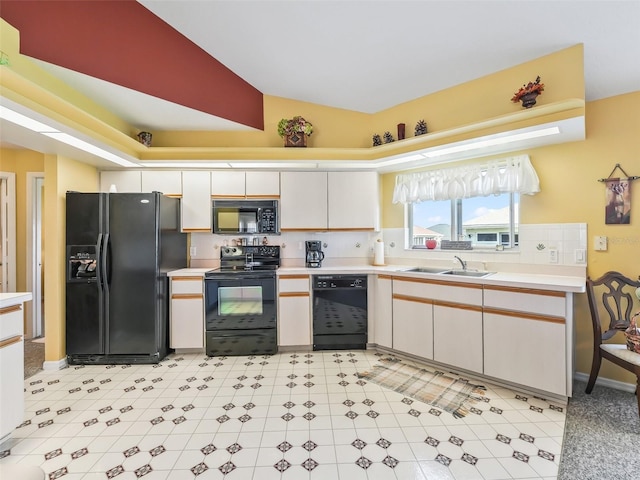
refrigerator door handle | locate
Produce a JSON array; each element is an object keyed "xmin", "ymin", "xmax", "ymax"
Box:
[
  {"xmin": 102, "ymin": 233, "xmax": 110, "ymax": 289},
  {"xmin": 96, "ymin": 233, "xmax": 103, "ymax": 289}
]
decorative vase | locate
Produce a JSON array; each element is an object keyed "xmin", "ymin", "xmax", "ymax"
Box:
[
  {"xmin": 397, "ymin": 123, "xmax": 405, "ymax": 140},
  {"xmin": 284, "ymin": 132, "xmax": 307, "ymax": 147},
  {"xmin": 519, "ymin": 92, "xmax": 539, "ymax": 109},
  {"xmin": 137, "ymin": 131, "xmax": 152, "ymax": 147}
]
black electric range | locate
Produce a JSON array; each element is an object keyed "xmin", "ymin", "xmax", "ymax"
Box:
[{"xmin": 204, "ymin": 246, "xmax": 280, "ymax": 356}]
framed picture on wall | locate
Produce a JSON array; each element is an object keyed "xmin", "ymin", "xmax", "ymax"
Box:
[{"xmin": 605, "ymin": 177, "xmax": 631, "ymax": 224}]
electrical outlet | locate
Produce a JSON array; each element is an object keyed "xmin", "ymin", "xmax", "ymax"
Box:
[
  {"xmin": 190, "ymin": 246, "xmax": 197, "ymax": 257},
  {"xmin": 575, "ymin": 249, "xmax": 586, "ymax": 264},
  {"xmin": 549, "ymin": 248, "xmax": 558, "ymax": 263}
]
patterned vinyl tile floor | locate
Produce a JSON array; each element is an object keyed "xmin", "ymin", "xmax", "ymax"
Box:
[{"xmin": 1, "ymin": 350, "xmax": 566, "ymax": 479}]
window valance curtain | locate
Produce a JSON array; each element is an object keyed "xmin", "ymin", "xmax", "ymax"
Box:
[{"xmin": 392, "ymin": 155, "xmax": 540, "ymax": 204}]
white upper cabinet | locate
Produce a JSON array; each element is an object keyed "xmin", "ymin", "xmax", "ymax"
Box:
[
  {"xmin": 141, "ymin": 171, "xmax": 182, "ymax": 196},
  {"xmin": 280, "ymin": 171, "xmax": 328, "ymax": 231},
  {"xmin": 328, "ymin": 171, "xmax": 379, "ymax": 230},
  {"xmin": 211, "ymin": 171, "xmax": 246, "ymax": 197},
  {"xmin": 280, "ymin": 171, "xmax": 379, "ymax": 231},
  {"xmin": 181, "ymin": 171, "xmax": 212, "ymax": 232},
  {"xmin": 211, "ymin": 171, "xmax": 280, "ymax": 198},
  {"xmin": 246, "ymin": 171, "xmax": 280, "ymax": 197},
  {"xmin": 100, "ymin": 171, "xmax": 141, "ymax": 193}
]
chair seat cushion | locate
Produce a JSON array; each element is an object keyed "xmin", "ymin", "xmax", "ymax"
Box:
[{"xmin": 601, "ymin": 343, "xmax": 640, "ymax": 366}]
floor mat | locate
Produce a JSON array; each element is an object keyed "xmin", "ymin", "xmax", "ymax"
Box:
[{"xmin": 356, "ymin": 357, "xmax": 486, "ymax": 418}]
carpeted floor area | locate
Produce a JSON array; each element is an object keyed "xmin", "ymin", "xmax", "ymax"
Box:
[
  {"xmin": 23, "ymin": 338, "xmax": 44, "ymax": 379},
  {"xmin": 558, "ymin": 379, "xmax": 640, "ymax": 479}
]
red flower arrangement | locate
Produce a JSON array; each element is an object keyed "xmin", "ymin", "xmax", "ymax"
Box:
[{"xmin": 511, "ymin": 76, "xmax": 544, "ymax": 103}]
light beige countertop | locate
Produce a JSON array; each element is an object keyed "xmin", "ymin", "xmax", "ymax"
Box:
[
  {"xmin": 0, "ymin": 292, "xmax": 33, "ymax": 309},
  {"xmin": 167, "ymin": 268, "xmax": 215, "ymax": 277},
  {"xmin": 277, "ymin": 265, "xmax": 586, "ymax": 293},
  {"xmin": 170, "ymin": 265, "xmax": 585, "ymax": 293}
]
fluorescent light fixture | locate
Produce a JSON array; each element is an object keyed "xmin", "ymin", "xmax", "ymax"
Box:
[
  {"xmin": 1, "ymin": 103, "xmax": 139, "ymax": 167},
  {"xmin": 374, "ymin": 154, "xmax": 426, "ymax": 168},
  {"xmin": 139, "ymin": 161, "xmax": 233, "ymax": 168},
  {"xmin": 42, "ymin": 132, "xmax": 139, "ymax": 167},
  {"xmin": 0, "ymin": 105, "xmax": 59, "ymax": 132},
  {"xmin": 423, "ymin": 127, "xmax": 560, "ymax": 158}
]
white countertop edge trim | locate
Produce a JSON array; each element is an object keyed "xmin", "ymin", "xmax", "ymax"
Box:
[
  {"xmin": 0, "ymin": 292, "xmax": 33, "ymax": 308},
  {"xmin": 276, "ymin": 265, "xmax": 586, "ymax": 293}
]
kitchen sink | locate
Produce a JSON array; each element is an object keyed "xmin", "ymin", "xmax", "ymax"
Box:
[
  {"xmin": 406, "ymin": 266, "xmax": 451, "ymax": 274},
  {"xmin": 440, "ymin": 270, "xmax": 494, "ymax": 278}
]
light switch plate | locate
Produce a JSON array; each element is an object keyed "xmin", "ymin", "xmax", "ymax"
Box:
[
  {"xmin": 575, "ymin": 249, "xmax": 586, "ymax": 264},
  {"xmin": 190, "ymin": 246, "xmax": 197, "ymax": 257},
  {"xmin": 549, "ymin": 248, "xmax": 558, "ymax": 263},
  {"xmin": 594, "ymin": 236, "xmax": 608, "ymax": 251}
]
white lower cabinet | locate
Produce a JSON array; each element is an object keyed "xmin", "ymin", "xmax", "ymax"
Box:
[
  {"xmin": 392, "ymin": 295, "xmax": 433, "ymax": 359},
  {"xmin": 483, "ymin": 310, "xmax": 567, "ymax": 396},
  {"xmin": 1, "ymin": 298, "xmax": 29, "ymax": 439},
  {"xmin": 278, "ymin": 275, "xmax": 311, "ymax": 347},
  {"xmin": 433, "ymin": 303, "xmax": 483, "ymax": 374},
  {"xmin": 372, "ymin": 275, "xmax": 393, "ymax": 348},
  {"xmin": 169, "ymin": 276, "xmax": 204, "ymax": 349}
]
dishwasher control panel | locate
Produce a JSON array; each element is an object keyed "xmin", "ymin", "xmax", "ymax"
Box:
[{"xmin": 312, "ymin": 275, "xmax": 367, "ymax": 289}]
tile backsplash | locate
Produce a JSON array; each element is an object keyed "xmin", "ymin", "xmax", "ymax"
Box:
[{"xmin": 189, "ymin": 223, "xmax": 587, "ymax": 271}]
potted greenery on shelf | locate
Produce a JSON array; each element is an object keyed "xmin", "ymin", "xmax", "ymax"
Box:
[{"xmin": 278, "ymin": 116, "xmax": 313, "ymax": 147}]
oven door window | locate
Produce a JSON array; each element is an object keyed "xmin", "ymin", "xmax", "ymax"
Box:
[{"xmin": 218, "ymin": 286, "xmax": 263, "ymax": 316}]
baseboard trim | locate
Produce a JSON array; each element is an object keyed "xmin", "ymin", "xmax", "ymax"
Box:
[
  {"xmin": 43, "ymin": 357, "xmax": 67, "ymax": 371},
  {"xmin": 573, "ymin": 372, "xmax": 636, "ymax": 393},
  {"xmin": 277, "ymin": 345, "xmax": 313, "ymax": 353}
]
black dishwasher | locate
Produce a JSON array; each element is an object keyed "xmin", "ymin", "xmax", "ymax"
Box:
[{"xmin": 312, "ymin": 275, "xmax": 367, "ymax": 350}]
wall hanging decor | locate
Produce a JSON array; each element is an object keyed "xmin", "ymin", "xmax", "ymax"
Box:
[
  {"xmin": 598, "ymin": 163, "xmax": 639, "ymax": 224},
  {"xmin": 511, "ymin": 75, "xmax": 544, "ymax": 108},
  {"xmin": 278, "ymin": 116, "xmax": 313, "ymax": 147}
]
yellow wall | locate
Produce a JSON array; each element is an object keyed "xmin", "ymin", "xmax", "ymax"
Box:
[
  {"xmin": 0, "ymin": 149, "xmax": 45, "ymax": 291},
  {"xmin": 381, "ymin": 91, "xmax": 640, "ymax": 385},
  {"xmin": 43, "ymin": 156, "xmax": 98, "ymax": 362}
]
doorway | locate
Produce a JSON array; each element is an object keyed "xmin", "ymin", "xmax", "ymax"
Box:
[
  {"xmin": 0, "ymin": 172, "xmax": 16, "ymax": 294},
  {"xmin": 26, "ymin": 173, "xmax": 45, "ymax": 339}
]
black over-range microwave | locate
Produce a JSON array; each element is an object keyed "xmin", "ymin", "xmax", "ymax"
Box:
[{"xmin": 212, "ymin": 199, "xmax": 280, "ymax": 235}]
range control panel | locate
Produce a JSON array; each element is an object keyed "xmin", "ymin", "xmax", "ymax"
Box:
[{"xmin": 220, "ymin": 246, "xmax": 280, "ymax": 258}]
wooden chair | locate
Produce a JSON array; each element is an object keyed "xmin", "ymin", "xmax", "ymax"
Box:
[{"xmin": 585, "ymin": 271, "xmax": 640, "ymax": 415}]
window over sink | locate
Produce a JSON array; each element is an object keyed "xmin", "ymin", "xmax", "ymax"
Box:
[{"xmin": 408, "ymin": 193, "xmax": 519, "ymax": 249}]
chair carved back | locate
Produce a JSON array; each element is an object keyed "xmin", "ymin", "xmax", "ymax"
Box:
[{"xmin": 587, "ymin": 271, "xmax": 640, "ymax": 342}]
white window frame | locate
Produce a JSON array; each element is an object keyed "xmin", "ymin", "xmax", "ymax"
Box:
[{"xmin": 408, "ymin": 193, "xmax": 519, "ymax": 250}]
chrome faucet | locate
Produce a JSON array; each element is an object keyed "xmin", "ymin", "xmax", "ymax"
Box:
[{"xmin": 454, "ymin": 256, "xmax": 467, "ymax": 270}]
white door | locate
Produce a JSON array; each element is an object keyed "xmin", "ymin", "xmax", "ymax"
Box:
[
  {"xmin": 0, "ymin": 173, "xmax": 16, "ymax": 293},
  {"xmin": 34, "ymin": 176, "xmax": 44, "ymax": 337}
]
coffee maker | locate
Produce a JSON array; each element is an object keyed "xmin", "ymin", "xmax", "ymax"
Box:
[{"xmin": 305, "ymin": 240, "xmax": 324, "ymax": 268}]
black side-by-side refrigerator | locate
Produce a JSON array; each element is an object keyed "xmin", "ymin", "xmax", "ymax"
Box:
[{"xmin": 65, "ymin": 192, "xmax": 187, "ymax": 364}]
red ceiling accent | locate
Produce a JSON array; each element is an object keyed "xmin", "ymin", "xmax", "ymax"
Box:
[{"xmin": 1, "ymin": 0, "xmax": 264, "ymax": 130}]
